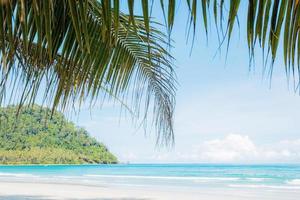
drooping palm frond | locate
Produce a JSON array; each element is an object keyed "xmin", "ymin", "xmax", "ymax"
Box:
[
  {"xmin": 124, "ymin": 0, "xmax": 300, "ymax": 87},
  {"xmin": 3, "ymin": 0, "xmax": 300, "ymax": 144},
  {"xmin": 0, "ymin": 0, "xmax": 175, "ymax": 144}
]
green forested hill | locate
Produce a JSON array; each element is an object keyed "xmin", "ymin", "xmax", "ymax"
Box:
[{"xmin": 0, "ymin": 105, "xmax": 117, "ymax": 164}]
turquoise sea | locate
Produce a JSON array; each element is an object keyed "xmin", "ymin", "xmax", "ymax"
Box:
[{"xmin": 0, "ymin": 164, "xmax": 300, "ymax": 190}]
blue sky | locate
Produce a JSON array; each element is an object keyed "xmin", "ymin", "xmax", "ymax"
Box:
[{"xmin": 73, "ymin": 2, "xmax": 300, "ymax": 163}]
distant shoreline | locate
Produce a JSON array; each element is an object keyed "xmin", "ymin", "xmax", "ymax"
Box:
[
  {"xmin": 1, "ymin": 163, "xmax": 300, "ymax": 166},
  {"xmin": 0, "ymin": 163, "xmax": 118, "ymax": 166}
]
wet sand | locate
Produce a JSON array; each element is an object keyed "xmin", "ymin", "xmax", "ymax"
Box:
[{"xmin": 0, "ymin": 181, "xmax": 300, "ymax": 200}]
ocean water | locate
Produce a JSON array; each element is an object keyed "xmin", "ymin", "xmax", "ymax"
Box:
[{"xmin": 0, "ymin": 164, "xmax": 300, "ymax": 190}]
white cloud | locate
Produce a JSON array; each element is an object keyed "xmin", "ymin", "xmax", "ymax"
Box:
[
  {"xmin": 115, "ymin": 134, "xmax": 300, "ymax": 163},
  {"xmin": 197, "ymin": 134, "xmax": 258, "ymax": 162},
  {"xmin": 187, "ymin": 134, "xmax": 300, "ymax": 163},
  {"xmin": 138, "ymin": 134, "xmax": 300, "ymax": 163}
]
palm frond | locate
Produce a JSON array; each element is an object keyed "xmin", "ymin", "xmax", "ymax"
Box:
[
  {"xmin": 3, "ymin": 0, "xmax": 300, "ymax": 144},
  {"xmin": 125, "ymin": 0, "xmax": 300, "ymax": 88},
  {"xmin": 0, "ymin": 0, "xmax": 175, "ymax": 144}
]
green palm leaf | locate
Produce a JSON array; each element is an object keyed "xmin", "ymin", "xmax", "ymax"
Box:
[
  {"xmin": 2, "ymin": 0, "xmax": 300, "ymax": 144},
  {"xmin": 124, "ymin": 0, "xmax": 300, "ymax": 87},
  {"xmin": 0, "ymin": 0, "xmax": 175, "ymax": 144}
]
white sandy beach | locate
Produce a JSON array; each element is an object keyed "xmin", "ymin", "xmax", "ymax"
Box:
[{"xmin": 0, "ymin": 181, "xmax": 300, "ymax": 200}]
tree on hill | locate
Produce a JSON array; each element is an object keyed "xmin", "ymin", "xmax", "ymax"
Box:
[{"xmin": 0, "ymin": 105, "xmax": 118, "ymax": 164}]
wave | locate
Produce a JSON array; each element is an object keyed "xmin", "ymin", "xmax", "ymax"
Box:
[
  {"xmin": 229, "ymin": 184, "xmax": 300, "ymax": 190},
  {"xmin": 246, "ymin": 178, "xmax": 269, "ymax": 182},
  {"xmin": 287, "ymin": 179, "xmax": 300, "ymax": 185},
  {"xmin": 53, "ymin": 175, "xmax": 83, "ymax": 179},
  {"xmin": 0, "ymin": 172, "xmax": 39, "ymax": 178},
  {"xmin": 84, "ymin": 174, "xmax": 240, "ymax": 182}
]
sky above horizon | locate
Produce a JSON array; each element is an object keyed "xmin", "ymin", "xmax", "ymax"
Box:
[{"xmin": 73, "ymin": 2, "xmax": 300, "ymax": 164}]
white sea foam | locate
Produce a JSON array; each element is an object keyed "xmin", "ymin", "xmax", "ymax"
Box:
[
  {"xmin": 84, "ymin": 174, "xmax": 240, "ymax": 182},
  {"xmin": 53, "ymin": 175, "xmax": 83, "ymax": 179},
  {"xmin": 229, "ymin": 184, "xmax": 300, "ymax": 190},
  {"xmin": 287, "ymin": 179, "xmax": 300, "ymax": 185},
  {"xmin": 0, "ymin": 172, "xmax": 39, "ymax": 178},
  {"xmin": 247, "ymin": 178, "xmax": 268, "ymax": 182}
]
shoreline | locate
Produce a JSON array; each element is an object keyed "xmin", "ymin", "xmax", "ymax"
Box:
[
  {"xmin": 1, "ymin": 164, "xmax": 300, "ymax": 199},
  {"xmin": 0, "ymin": 163, "xmax": 119, "ymax": 166},
  {"xmin": 1, "ymin": 163, "xmax": 300, "ymax": 166},
  {"xmin": 0, "ymin": 181, "xmax": 201, "ymax": 200},
  {"xmin": 0, "ymin": 180, "xmax": 299, "ymax": 200}
]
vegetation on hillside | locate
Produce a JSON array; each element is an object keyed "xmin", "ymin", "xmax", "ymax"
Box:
[{"xmin": 0, "ymin": 105, "xmax": 118, "ymax": 164}]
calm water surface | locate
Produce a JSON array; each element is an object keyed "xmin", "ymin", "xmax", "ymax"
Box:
[{"xmin": 0, "ymin": 164, "xmax": 300, "ymax": 190}]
